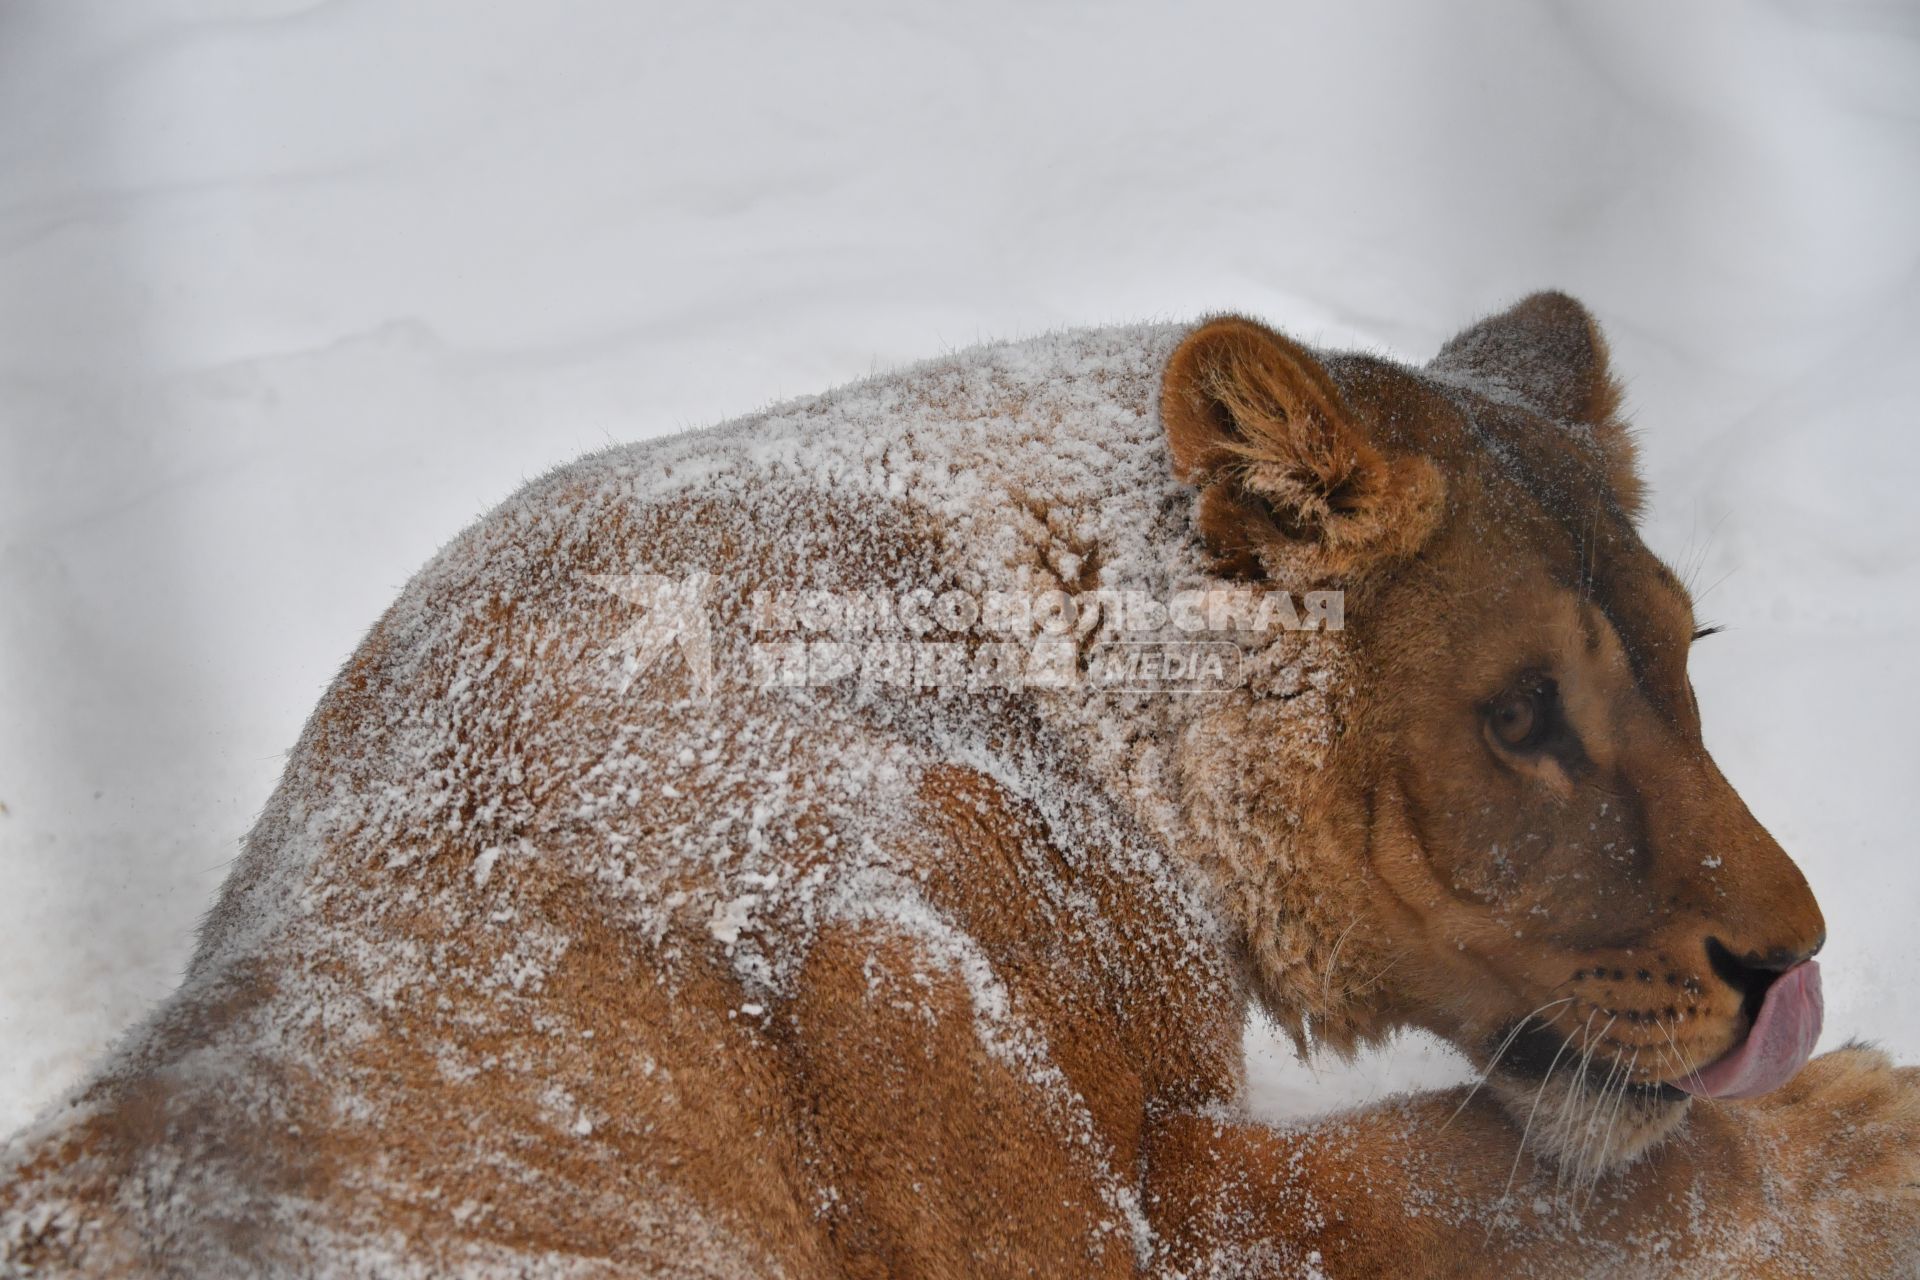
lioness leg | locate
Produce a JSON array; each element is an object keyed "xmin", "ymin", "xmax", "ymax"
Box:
[
  {"xmin": 1145, "ymin": 1046, "xmax": 1920, "ymax": 1278},
  {"xmin": 777, "ymin": 921, "xmax": 1144, "ymax": 1277}
]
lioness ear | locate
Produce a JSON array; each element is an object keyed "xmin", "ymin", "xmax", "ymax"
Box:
[
  {"xmin": 1430, "ymin": 291, "xmax": 1643, "ymax": 517},
  {"xmin": 1161, "ymin": 316, "xmax": 1444, "ymax": 580}
]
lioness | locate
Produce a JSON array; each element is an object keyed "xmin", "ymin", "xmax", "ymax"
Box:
[{"xmin": 3, "ymin": 295, "xmax": 1917, "ymax": 1278}]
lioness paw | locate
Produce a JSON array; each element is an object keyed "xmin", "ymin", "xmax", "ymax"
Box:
[
  {"xmin": 1752, "ymin": 1044, "xmax": 1920, "ymax": 1193},
  {"xmin": 1708, "ymin": 1044, "xmax": 1920, "ymax": 1277}
]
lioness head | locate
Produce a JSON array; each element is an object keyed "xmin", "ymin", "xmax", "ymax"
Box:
[{"xmin": 1161, "ymin": 294, "xmax": 1825, "ymax": 1173}]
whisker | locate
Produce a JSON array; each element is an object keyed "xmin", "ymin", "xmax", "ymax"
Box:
[
  {"xmin": 1342, "ymin": 949, "xmax": 1407, "ymax": 1001},
  {"xmin": 1548, "ymin": 1013, "xmax": 1602, "ymax": 1178},
  {"xmin": 1585, "ymin": 1048, "xmax": 1639, "ymax": 1211},
  {"xmin": 1576, "ymin": 1047, "xmax": 1626, "ymax": 1200},
  {"xmin": 1502, "ymin": 1011, "xmax": 1587, "ymax": 1202},
  {"xmin": 1443, "ymin": 997, "xmax": 1577, "ymax": 1132},
  {"xmin": 1573, "ymin": 1041, "xmax": 1628, "ymax": 1192},
  {"xmin": 1320, "ymin": 915, "xmax": 1362, "ymax": 1002},
  {"xmin": 1656, "ymin": 1016, "xmax": 1724, "ymax": 1116},
  {"xmin": 1555, "ymin": 1014, "xmax": 1615, "ymax": 1197}
]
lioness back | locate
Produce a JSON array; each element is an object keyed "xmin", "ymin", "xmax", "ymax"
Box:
[{"xmin": 1, "ymin": 327, "xmax": 1255, "ymax": 1277}]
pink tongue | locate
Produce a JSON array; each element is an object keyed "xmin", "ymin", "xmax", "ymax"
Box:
[{"xmin": 1675, "ymin": 960, "xmax": 1822, "ymax": 1100}]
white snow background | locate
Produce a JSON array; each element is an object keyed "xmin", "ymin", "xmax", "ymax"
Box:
[{"xmin": 2, "ymin": 0, "xmax": 1917, "ymax": 1139}]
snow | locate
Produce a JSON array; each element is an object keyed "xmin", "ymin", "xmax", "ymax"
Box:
[{"xmin": 1, "ymin": 0, "xmax": 1918, "ymax": 1156}]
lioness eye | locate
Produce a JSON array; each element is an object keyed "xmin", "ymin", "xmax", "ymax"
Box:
[{"xmin": 1488, "ymin": 680, "xmax": 1554, "ymax": 751}]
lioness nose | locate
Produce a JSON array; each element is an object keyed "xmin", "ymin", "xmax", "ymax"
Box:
[{"xmin": 1754, "ymin": 934, "xmax": 1824, "ymax": 970}]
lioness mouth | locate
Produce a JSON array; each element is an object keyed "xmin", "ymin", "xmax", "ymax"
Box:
[
  {"xmin": 1493, "ymin": 960, "xmax": 1823, "ymax": 1104},
  {"xmin": 1672, "ymin": 960, "xmax": 1823, "ymax": 1100}
]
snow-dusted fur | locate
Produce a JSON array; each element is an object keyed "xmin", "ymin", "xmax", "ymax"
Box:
[{"xmin": 5, "ymin": 305, "xmax": 1920, "ymax": 1277}]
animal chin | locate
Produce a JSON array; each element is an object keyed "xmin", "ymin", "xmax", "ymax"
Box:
[
  {"xmin": 1486, "ymin": 1066, "xmax": 1691, "ymax": 1175},
  {"xmin": 1484, "ymin": 1037, "xmax": 1693, "ymax": 1176}
]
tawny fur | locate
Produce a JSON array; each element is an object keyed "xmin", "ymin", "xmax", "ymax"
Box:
[{"xmin": 3, "ymin": 298, "xmax": 1917, "ymax": 1278}]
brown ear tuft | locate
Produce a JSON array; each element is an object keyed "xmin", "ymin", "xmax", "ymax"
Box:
[
  {"xmin": 1162, "ymin": 316, "xmax": 1444, "ymax": 580},
  {"xmin": 1431, "ymin": 291, "xmax": 1644, "ymax": 518}
]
